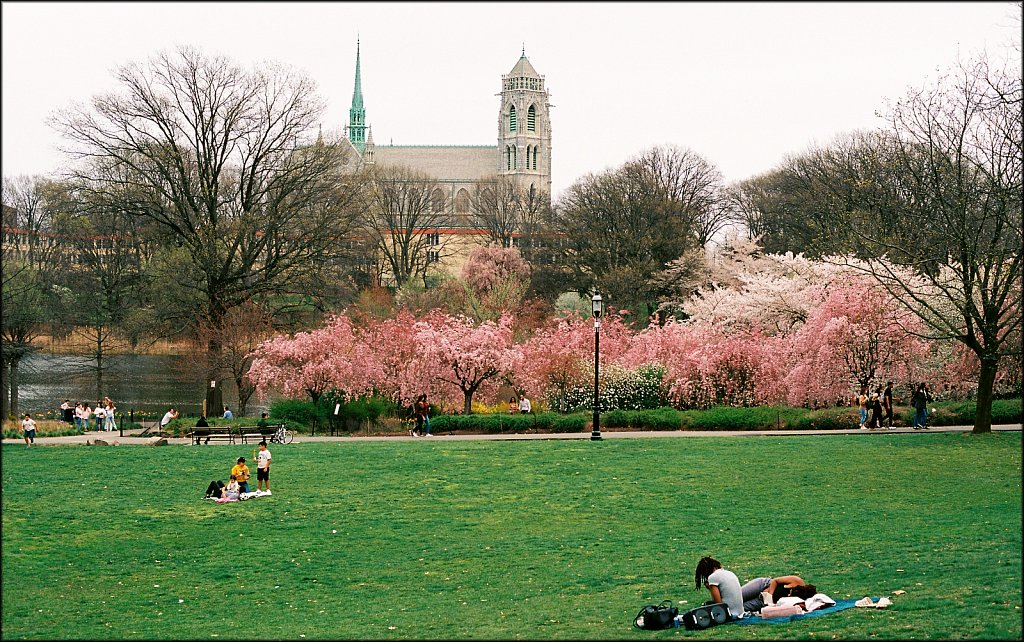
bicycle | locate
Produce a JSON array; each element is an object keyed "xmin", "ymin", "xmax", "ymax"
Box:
[{"xmin": 270, "ymin": 426, "xmax": 294, "ymax": 444}]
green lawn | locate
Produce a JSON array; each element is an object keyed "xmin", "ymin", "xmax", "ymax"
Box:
[{"xmin": 2, "ymin": 433, "xmax": 1021, "ymax": 640}]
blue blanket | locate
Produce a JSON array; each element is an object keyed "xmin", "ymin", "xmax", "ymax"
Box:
[{"xmin": 729, "ymin": 598, "xmax": 866, "ymax": 625}]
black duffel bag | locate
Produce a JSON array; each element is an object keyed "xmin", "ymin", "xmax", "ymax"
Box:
[{"xmin": 633, "ymin": 599, "xmax": 679, "ymax": 630}]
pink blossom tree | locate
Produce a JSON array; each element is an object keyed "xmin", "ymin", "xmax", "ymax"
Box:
[
  {"xmin": 414, "ymin": 311, "xmax": 522, "ymax": 413},
  {"xmin": 248, "ymin": 314, "xmax": 368, "ymax": 404},
  {"xmin": 783, "ymin": 278, "xmax": 931, "ymax": 406}
]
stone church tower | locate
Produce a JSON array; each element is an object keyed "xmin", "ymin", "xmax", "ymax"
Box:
[{"xmin": 498, "ymin": 49, "xmax": 552, "ymax": 198}]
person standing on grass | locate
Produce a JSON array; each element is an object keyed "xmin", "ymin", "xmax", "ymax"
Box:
[
  {"xmin": 231, "ymin": 457, "xmax": 251, "ymax": 494},
  {"xmin": 256, "ymin": 441, "xmax": 272, "ymax": 493},
  {"xmin": 21, "ymin": 413, "xmax": 37, "ymax": 447},
  {"xmin": 519, "ymin": 394, "xmax": 531, "ymax": 414},
  {"xmin": 882, "ymin": 381, "xmax": 895, "ymax": 429}
]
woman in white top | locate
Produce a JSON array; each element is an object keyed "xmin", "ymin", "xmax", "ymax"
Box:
[{"xmin": 104, "ymin": 401, "xmax": 116, "ymax": 431}]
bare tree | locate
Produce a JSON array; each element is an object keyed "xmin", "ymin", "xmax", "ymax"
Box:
[
  {"xmin": 50, "ymin": 47, "xmax": 365, "ymax": 378},
  {"xmin": 362, "ymin": 165, "xmax": 449, "ymax": 287},
  {"xmin": 1, "ymin": 175, "xmax": 67, "ymax": 419},
  {"xmin": 844, "ymin": 55, "xmax": 1022, "ymax": 433}
]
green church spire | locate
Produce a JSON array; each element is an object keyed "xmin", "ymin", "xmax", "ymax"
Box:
[{"xmin": 348, "ymin": 38, "xmax": 367, "ymax": 153}]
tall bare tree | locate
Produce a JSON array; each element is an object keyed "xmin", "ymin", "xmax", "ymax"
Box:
[
  {"xmin": 362, "ymin": 165, "xmax": 449, "ymax": 287},
  {"xmin": 844, "ymin": 55, "xmax": 1022, "ymax": 433},
  {"xmin": 1, "ymin": 176, "xmax": 60, "ymax": 419},
  {"xmin": 50, "ymin": 47, "xmax": 365, "ymax": 378}
]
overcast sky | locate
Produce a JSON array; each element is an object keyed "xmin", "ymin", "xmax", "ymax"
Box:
[{"xmin": 2, "ymin": 2, "xmax": 1019, "ymax": 199}]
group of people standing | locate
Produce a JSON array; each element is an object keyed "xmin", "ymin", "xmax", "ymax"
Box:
[
  {"xmin": 60, "ymin": 397, "xmax": 118, "ymax": 433},
  {"xmin": 856, "ymin": 382, "xmax": 933, "ymax": 430}
]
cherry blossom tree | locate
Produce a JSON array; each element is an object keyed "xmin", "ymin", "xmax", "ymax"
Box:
[
  {"xmin": 783, "ymin": 277, "xmax": 931, "ymax": 406},
  {"xmin": 414, "ymin": 312, "xmax": 522, "ymax": 414},
  {"xmin": 248, "ymin": 314, "xmax": 368, "ymax": 404}
]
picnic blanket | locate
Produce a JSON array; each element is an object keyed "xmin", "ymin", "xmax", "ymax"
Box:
[{"xmin": 730, "ymin": 598, "xmax": 867, "ymax": 626}]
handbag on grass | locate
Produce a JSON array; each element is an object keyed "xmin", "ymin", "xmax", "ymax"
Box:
[{"xmin": 632, "ymin": 600, "xmax": 678, "ymax": 630}]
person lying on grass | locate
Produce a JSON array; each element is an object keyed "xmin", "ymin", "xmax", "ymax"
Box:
[{"xmin": 694, "ymin": 556, "xmax": 818, "ymax": 617}]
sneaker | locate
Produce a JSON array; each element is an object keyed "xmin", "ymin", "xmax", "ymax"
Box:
[
  {"xmin": 855, "ymin": 597, "xmax": 875, "ymax": 608},
  {"xmin": 875, "ymin": 597, "xmax": 892, "ymax": 608},
  {"xmin": 426, "ymin": 433, "xmax": 433, "ymax": 437},
  {"xmin": 265, "ymin": 490, "xmax": 271, "ymax": 495}
]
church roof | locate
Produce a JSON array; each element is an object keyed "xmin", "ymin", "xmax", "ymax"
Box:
[
  {"xmin": 372, "ymin": 145, "xmax": 499, "ymax": 181},
  {"xmin": 507, "ymin": 53, "xmax": 539, "ymax": 78}
]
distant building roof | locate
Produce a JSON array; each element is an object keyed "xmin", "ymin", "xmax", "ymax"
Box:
[{"xmin": 373, "ymin": 145, "xmax": 499, "ymax": 181}]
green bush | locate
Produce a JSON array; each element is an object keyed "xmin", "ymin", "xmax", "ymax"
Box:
[
  {"xmin": 601, "ymin": 407, "xmax": 682, "ymax": 430},
  {"xmin": 551, "ymin": 414, "xmax": 588, "ymax": 433},
  {"xmin": 790, "ymin": 407, "xmax": 862, "ymax": 430}
]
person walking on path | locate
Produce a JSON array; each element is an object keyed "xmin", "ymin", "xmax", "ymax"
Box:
[
  {"xmin": 21, "ymin": 414, "xmax": 37, "ymax": 447},
  {"xmin": 256, "ymin": 441, "xmax": 272, "ymax": 494},
  {"xmin": 882, "ymin": 381, "xmax": 895, "ymax": 429},
  {"xmin": 911, "ymin": 383, "xmax": 929, "ymax": 429},
  {"xmin": 413, "ymin": 394, "xmax": 431, "ymax": 436},
  {"xmin": 867, "ymin": 391, "xmax": 884, "ymax": 429},
  {"xmin": 857, "ymin": 386, "xmax": 869, "ymax": 429}
]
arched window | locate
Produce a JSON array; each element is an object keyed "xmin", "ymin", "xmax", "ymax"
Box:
[
  {"xmin": 431, "ymin": 189, "xmax": 446, "ymax": 213},
  {"xmin": 505, "ymin": 146, "xmax": 512, "ymax": 170},
  {"xmin": 527, "ymin": 104, "xmax": 536, "ymax": 131},
  {"xmin": 455, "ymin": 188, "xmax": 471, "ymax": 214},
  {"xmin": 509, "ymin": 105, "xmax": 517, "ymax": 132},
  {"xmin": 511, "ymin": 145, "xmax": 517, "ymax": 170},
  {"xmin": 526, "ymin": 145, "xmax": 532, "ymax": 169},
  {"xmin": 532, "ymin": 145, "xmax": 539, "ymax": 170},
  {"xmin": 481, "ymin": 188, "xmax": 495, "ymax": 209}
]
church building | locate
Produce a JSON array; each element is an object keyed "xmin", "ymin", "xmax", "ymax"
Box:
[{"xmin": 340, "ymin": 41, "xmax": 553, "ymax": 282}]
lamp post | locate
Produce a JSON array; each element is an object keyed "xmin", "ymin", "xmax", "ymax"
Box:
[{"xmin": 591, "ymin": 293, "xmax": 603, "ymax": 441}]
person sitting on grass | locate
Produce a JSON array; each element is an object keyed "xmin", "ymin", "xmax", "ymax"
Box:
[
  {"xmin": 231, "ymin": 457, "xmax": 251, "ymax": 494},
  {"xmin": 694, "ymin": 556, "xmax": 745, "ymax": 619},
  {"xmin": 216, "ymin": 476, "xmax": 241, "ymax": 503}
]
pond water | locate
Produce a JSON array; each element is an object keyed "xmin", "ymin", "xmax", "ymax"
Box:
[{"xmin": 13, "ymin": 352, "xmax": 269, "ymax": 419}]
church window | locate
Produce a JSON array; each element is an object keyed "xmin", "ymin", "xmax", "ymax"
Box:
[
  {"xmin": 431, "ymin": 189, "xmax": 445, "ymax": 213},
  {"xmin": 512, "ymin": 145, "xmax": 517, "ymax": 169},
  {"xmin": 427, "ymin": 232, "xmax": 440, "ymax": 246},
  {"xmin": 509, "ymin": 105, "xmax": 517, "ymax": 132},
  {"xmin": 455, "ymin": 189, "xmax": 471, "ymax": 214},
  {"xmin": 532, "ymin": 146, "xmax": 539, "ymax": 170},
  {"xmin": 527, "ymin": 105, "xmax": 536, "ymax": 131}
]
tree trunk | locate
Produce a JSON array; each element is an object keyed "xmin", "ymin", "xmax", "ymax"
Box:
[
  {"xmin": 463, "ymin": 390, "xmax": 473, "ymax": 415},
  {"xmin": 1, "ymin": 358, "xmax": 10, "ymax": 421},
  {"xmin": 972, "ymin": 358, "xmax": 998, "ymax": 434},
  {"xmin": 9, "ymin": 355, "xmax": 21, "ymax": 419}
]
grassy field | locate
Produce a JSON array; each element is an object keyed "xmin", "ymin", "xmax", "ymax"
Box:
[{"xmin": 2, "ymin": 432, "xmax": 1020, "ymax": 640}]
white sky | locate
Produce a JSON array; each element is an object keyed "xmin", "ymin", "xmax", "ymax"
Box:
[{"xmin": 2, "ymin": 1, "xmax": 1019, "ymax": 200}]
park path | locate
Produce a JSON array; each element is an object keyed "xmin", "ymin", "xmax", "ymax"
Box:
[{"xmin": 4, "ymin": 423, "xmax": 1021, "ymax": 447}]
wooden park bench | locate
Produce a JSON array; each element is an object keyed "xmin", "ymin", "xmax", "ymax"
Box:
[
  {"xmin": 189, "ymin": 425, "xmax": 237, "ymax": 445},
  {"xmin": 239, "ymin": 424, "xmax": 284, "ymax": 444}
]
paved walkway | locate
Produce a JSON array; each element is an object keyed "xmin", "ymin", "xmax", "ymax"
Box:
[{"xmin": 4, "ymin": 423, "xmax": 1021, "ymax": 447}]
